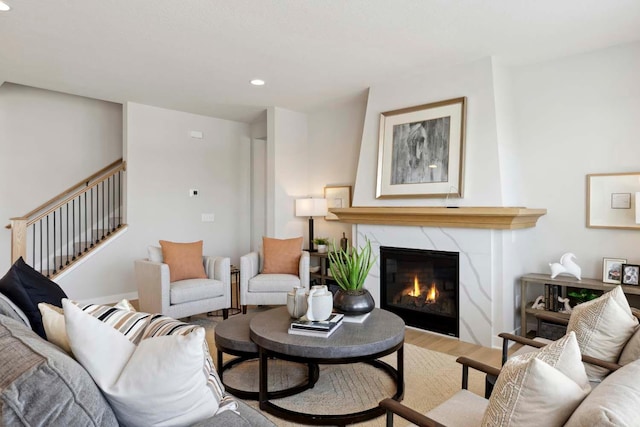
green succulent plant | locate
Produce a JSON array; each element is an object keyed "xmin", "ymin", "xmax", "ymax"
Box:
[
  {"xmin": 328, "ymin": 238, "xmax": 377, "ymax": 291},
  {"xmin": 312, "ymin": 237, "xmax": 330, "ymax": 245}
]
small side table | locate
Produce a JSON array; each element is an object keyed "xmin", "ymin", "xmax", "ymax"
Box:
[
  {"xmin": 208, "ymin": 265, "xmax": 241, "ymax": 317},
  {"xmin": 230, "ymin": 265, "xmax": 241, "ymax": 316}
]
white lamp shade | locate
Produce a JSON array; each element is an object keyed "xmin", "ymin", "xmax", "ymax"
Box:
[{"xmin": 295, "ymin": 198, "xmax": 328, "ymax": 217}]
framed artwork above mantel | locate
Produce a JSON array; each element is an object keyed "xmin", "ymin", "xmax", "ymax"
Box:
[{"xmin": 376, "ymin": 97, "xmax": 466, "ymax": 199}]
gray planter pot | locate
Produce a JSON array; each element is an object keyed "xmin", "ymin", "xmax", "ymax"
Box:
[{"xmin": 333, "ymin": 289, "xmax": 375, "ymax": 315}]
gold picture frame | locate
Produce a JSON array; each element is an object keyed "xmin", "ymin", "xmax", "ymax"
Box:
[
  {"xmin": 324, "ymin": 185, "xmax": 352, "ymax": 221},
  {"xmin": 376, "ymin": 97, "xmax": 466, "ymax": 198},
  {"xmin": 587, "ymin": 172, "xmax": 640, "ymax": 230}
]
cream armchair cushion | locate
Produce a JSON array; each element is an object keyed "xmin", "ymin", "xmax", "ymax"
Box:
[
  {"xmin": 135, "ymin": 249, "xmax": 231, "ymax": 319},
  {"xmin": 240, "ymin": 249, "xmax": 309, "ymax": 311}
]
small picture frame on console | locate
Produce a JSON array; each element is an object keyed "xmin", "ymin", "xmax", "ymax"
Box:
[
  {"xmin": 602, "ymin": 257, "xmax": 627, "ymax": 284},
  {"xmin": 621, "ymin": 264, "xmax": 640, "ymax": 286}
]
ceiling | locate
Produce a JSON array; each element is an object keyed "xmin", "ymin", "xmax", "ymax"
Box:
[{"xmin": 1, "ymin": 0, "xmax": 639, "ymax": 123}]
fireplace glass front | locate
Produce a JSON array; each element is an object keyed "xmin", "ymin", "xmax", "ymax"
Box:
[{"xmin": 380, "ymin": 246, "xmax": 459, "ymax": 337}]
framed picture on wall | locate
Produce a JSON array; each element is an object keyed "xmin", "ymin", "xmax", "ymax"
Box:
[
  {"xmin": 376, "ymin": 97, "xmax": 466, "ymax": 199},
  {"xmin": 587, "ymin": 172, "xmax": 640, "ymax": 230},
  {"xmin": 602, "ymin": 257, "xmax": 627, "ymax": 284},
  {"xmin": 324, "ymin": 185, "xmax": 352, "ymax": 221}
]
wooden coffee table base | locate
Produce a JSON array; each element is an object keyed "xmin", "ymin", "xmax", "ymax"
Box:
[{"xmin": 258, "ymin": 343, "xmax": 404, "ymax": 426}]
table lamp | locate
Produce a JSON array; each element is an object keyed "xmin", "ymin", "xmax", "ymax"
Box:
[{"xmin": 295, "ymin": 198, "xmax": 328, "ymax": 252}]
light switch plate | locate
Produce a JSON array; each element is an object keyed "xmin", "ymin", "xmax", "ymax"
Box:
[
  {"xmin": 190, "ymin": 130, "xmax": 204, "ymax": 139},
  {"xmin": 201, "ymin": 213, "xmax": 215, "ymax": 222}
]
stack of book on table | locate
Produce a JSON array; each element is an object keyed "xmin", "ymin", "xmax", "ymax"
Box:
[{"xmin": 288, "ymin": 313, "xmax": 344, "ymax": 337}]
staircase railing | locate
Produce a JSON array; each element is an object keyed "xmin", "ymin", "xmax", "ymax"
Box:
[{"xmin": 7, "ymin": 159, "xmax": 126, "ymax": 277}]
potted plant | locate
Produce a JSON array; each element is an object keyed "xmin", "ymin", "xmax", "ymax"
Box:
[
  {"xmin": 328, "ymin": 238, "xmax": 377, "ymax": 315},
  {"xmin": 313, "ymin": 237, "xmax": 330, "ymax": 253}
]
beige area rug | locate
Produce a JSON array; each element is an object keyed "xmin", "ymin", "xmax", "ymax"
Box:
[{"xmin": 189, "ymin": 313, "xmax": 485, "ymax": 427}]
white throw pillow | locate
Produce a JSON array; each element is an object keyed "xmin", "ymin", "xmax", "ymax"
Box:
[
  {"xmin": 567, "ymin": 286, "xmax": 638, "ymax": 381},
  {"xmin": 148, "ymin": 245, "xmax": 164, "ymax": 263},
  {"xmin": 63, "ymin": 300, "xmax": 219, "ymax": 427},
  {"xmin": 482, "ymin": 332, "xmax": 590, "ymax": 427},
  {"xmin": 618, "ymin": 325, "xmax": 640, "ymax": 365}
]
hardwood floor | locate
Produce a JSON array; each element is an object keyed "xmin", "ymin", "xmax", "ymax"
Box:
[{"xmin": 404, "ymin": 326, "xmax": 504, "ymax": 368}]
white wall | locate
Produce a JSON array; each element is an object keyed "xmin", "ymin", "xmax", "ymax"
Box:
[
  {"xmin": 267, "ymin": 107, "xmax": 309, "ymax": 242},
  {"xmin": 57, "ymin": 102, "xmax": 252, "ymax": 301},
  {"xmin": 513, "ymin": 41, "xmax": 640, "ymax": 280},
  {"xmin": 353, "ymin": 57, "xmax": 503, "ymax": 207},
  {"xmin": 307, "ymin": 92, "xmax": 368, "ymax": 247},
  {"xmin": 0, "ymin": 83, "xmax": 122, "ymax": 275}
]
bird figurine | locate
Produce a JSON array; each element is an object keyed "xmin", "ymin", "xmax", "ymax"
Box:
[{"xmin": 549, "ymin": 253, "xmax": 581, "ymax": 280}]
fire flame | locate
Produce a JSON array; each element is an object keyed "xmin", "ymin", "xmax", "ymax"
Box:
[
  {"xmin": 426, "ymin": 283, "xmax": 438, "ymax": 303},
  {"xmin": 408, "ymin": 276, "xmax": 420, "ymax": 297}
]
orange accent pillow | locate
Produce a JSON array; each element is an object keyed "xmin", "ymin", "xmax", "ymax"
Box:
[
  {"xmin": 262, "ymin": 237, "xmax": 303, "ymax": 275},
  {"xmin": 159, "ymin": 240, "xmax": 207, "ymax": 282}
]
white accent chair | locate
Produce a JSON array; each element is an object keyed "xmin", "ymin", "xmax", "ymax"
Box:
[
  {"xmin": 134, "ymin": 252, "xmax": 231, "ymax": 319},
  {"xmin": 239, "ymin": 251, "xmax": 310, "ymax": 314}
]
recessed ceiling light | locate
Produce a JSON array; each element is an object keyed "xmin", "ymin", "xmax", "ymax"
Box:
[
  {"xmin": 250, "ymin": 79, "xmax": 265, "ymax": 86},
  {"xmin": 0, "ymin": 2, "xmax": 11, "ymax": 11}
]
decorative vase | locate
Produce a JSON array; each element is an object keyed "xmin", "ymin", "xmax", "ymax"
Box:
[
  {"xmin": 333, "ymin": 288, "xmax": 375, "ymax": 315},
  {"xmin": 306, "ymin": 285, "xmax": 333, "ymax": 321},
  {"xmin": 286, "ymin": 286, "xmax": 307, "ymax": 319}
]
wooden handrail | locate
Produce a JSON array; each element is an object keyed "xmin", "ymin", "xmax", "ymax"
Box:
[{"xmin": 6, "ymin": 159, "xmax": 125, "ymax": 229}]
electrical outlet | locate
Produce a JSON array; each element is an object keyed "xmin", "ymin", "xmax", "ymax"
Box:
[
  {"xmin": 189, "ymin": 189, "xmax": 199, "ymax": 197},
  {"xmin": 201, "ymin": 213, "xmax": 215, "ymax": 222}
]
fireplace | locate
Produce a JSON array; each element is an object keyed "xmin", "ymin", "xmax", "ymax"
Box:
[{"xmin": 380, "ymin": 246, "xmax": 459, "ymax": 337}]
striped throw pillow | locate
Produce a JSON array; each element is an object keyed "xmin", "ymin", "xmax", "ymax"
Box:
[
  {"xmin": 143, "ymin": 315, "xmax": 236, "ymax": 414},
  {"xmin": 75, "ymin": 301, "xmax": 151, "ymax": 344}
]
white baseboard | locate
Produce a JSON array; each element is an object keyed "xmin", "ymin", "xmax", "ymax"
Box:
[{"xmin": 76, "ymin": 291, "xmax": 139, "ymax": 305}]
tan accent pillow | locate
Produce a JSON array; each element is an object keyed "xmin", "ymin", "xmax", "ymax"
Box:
[
  {"xmin": 262, "ymin": 237, "xmax": 303, "ymax": 275},
  {"xmin": 482, "ymin": 332, "xmax": 590, "ymax": 427},
  {"xmin": 159, "ymin": 240, "xmax": 207, "ymax": 282},
  {"xmin": 567, "ymin": 285, "xmax": 638, "ymax": 381}
]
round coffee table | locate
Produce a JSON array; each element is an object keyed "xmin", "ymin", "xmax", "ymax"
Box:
[
  {"xmin": 250, "ymin": 307, "xmax": 405, "ymax": 426},
  {"xmin": 215, "ymin": 311, "xmax": 318, "ymax": 400}
]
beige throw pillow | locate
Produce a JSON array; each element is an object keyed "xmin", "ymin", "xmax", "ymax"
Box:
[
  {"xmin": 159, "ymin": 240, "xmax": 207, "ymax": 282},
  {"xmin": 482, "ymin": 332, "xmax": 590, "ymax": 427},
  {"xmin": 618, "ymin": 325, "xmax": 640, "ymax": 365},
  {"xmin": 567, "ymin": 285, "xmax": 638, "ymax": 381},
  {"xmin": 262, "ymin": 236, "xmax": 303, "ymax": 275}
]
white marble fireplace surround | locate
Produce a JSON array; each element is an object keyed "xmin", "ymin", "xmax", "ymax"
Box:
[{"xmin": 355, "ymin": 224, "xmax": 512, "ymax": 348}]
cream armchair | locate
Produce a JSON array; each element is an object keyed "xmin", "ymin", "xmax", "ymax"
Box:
[
  {"xmin": 135, "ymin": 254, "xmax": 231, "ymax": 319},
  {"xmin": 240, "ymin": 251, "xmax": 309, "ymax": 314}
]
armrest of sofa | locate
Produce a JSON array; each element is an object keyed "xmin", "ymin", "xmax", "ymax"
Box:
[
  {"xmin": 498, "ymin": 332, "xmax": 622, "ymax": 372},
  {"xmin": 240, "ymin": 252, "xmax": 259, "ymax": 297},
  {"xmin": 456, "ymin": 356, "xmax": 501, "ymax": 394},
  {"xmin": 379, "ymin": 398, "xmax": 445, "ymax": 427},
  {"xmin": 299, "ymin": 251, "xmax": 310, "ymax": 288},
  {"xmin": 134, "ymin": 259, "xmax": 170, "ymax": 314}
]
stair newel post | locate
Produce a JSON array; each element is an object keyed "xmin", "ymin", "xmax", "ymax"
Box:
[{"xmin": 9, "ymin": 218, "xmax": 27, "ymax": 265}]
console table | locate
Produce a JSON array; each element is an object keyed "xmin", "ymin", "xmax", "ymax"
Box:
[{"xmin": 520, "ymin": 273, "xmax": 640, "ymax": 337}]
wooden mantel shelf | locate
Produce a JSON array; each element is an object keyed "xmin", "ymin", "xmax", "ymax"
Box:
[{"xmin": 329, "ymin": 207, "xmax": 547, "ymax": 230}]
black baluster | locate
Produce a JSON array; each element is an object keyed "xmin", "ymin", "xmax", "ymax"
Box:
[
  {"xmin": 32, "ymin": 223, "xmax": 35, "ymax": 267},
  {"xmin": 52, "ymin": 212, "xmax": 57, "ymax": 275},
  {"xmin": 73, "ymin": 199, "xmax": 77, "ymax": 260},
  {"xmin": 59, "ymin": 207, "xmax": 63, "ymax": 270},
  {"xmin": 65, "ymin": 204, "xmax": 69, "ymax": 265},
  {"xmin": 47, "ymin": 216, "xmax": 50, "ymax": 277},
  {"xmin": 117, "ymin": 171, "xmax": 121, "ymax": 227},
  {"xmin": 90, "ymin": 187, "xmax": 94, "ymax": 247},
  {"xmin": 108, "ymin": 176, "xmax": 112, "ymax": 233},
  {"xmin": 39, "ymin": 220, "xmax": 43, "ymax": 275},
  {"xmin": 84, "ymin": 192, "xmax": 88, "ymax": 252},
  {"xmin": 101, "ymin": 181, "xmax": 105, "ymax": 240}
]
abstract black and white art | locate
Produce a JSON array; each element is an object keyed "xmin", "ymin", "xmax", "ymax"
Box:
[
  {"xmin": 391, "ymin": 117, "xmax": 450, "ymax": 185},
  {"xmin": 376, "ymin": 97, "xmax": 466, "ymax": 198}
]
